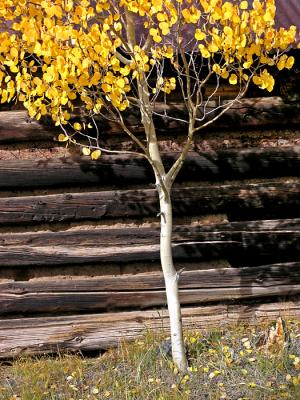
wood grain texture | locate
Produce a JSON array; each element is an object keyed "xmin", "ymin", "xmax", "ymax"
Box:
[
  {"xmin": 2, "ymin": 218, "xmax": 298, "ymax": 246},
  {"xmin": 0, "ymin": 111, "xmax": 56, "ymax": 143},
  {"xmin": 1, "ymin": 263, "xmax": 300, "ymax": 315},
  {"xmin": 1, "ymin": 98, "xmax": 299, "ymax": 143},
  {"xmin": 0, "ymin": 180, "xmax": 299, "ymax": 225},
  {"xmin": 1, "ymin": 147, "xmax": 300, "ymax": 188},
  {"xmin": 0, "ymin": 219, "xmax": 300, "ymax": 267},
  {"xmin": 1, "ymin": 301, "xmax": 299, "ymax": 358},
  {"xmin": 1, "ymin": 262, "xmax": 299, "ymax": 293}
]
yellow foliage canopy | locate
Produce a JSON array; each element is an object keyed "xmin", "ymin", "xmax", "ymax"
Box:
[{"xmin": 0, "ymin": 0, "xmax": 297, "ymax": 139}]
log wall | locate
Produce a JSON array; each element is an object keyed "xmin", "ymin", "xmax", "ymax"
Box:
[{"xmin": 1, "ymin": 95, "xmax": 300, "ymax": 358}]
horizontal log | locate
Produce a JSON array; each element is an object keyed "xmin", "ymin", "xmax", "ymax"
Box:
[
  {"xmin": 1, "ymin": 219, "xmax": 300, "ymax": 267},
  {"xmin": 1, "ymin": 286, "xmax": 300, "ymax": 315},
  {"xmin": 1, "ymin": 98, "xmax": 299, "ymax": 143},
  {"xmin": 1, "ymin": 301, "xmax": 300, "ymax": 358},
  {"xmin": 2, "ymin": 218, "xmax": 299, "ymax": 247},
  {"xmin": 1, "ymin": 146, "xmax": 300, "ymax": 188},
  {"xmin": 1, "ymin": 263, "xmax": 300, "ymax": 315},
  {"xmin": 0, "ymin": 180, "xmax": 299, "ymax": 225},
  {"xmin": 0, "ymin": 111, "xmax": 57, "ymax": 143},
  {"xmin": 2, "ymin": 262, "xmax": 299, "ymax": 292}
]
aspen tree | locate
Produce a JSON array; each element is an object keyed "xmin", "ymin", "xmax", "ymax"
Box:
[{"xmin": 0, "ymin": 0, "xmax": 297, "ymax": 371}]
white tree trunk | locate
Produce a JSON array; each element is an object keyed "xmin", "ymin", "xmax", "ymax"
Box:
[{"xmin": 159, "ymin": 190, "xmax": 188, "ymax": 372}]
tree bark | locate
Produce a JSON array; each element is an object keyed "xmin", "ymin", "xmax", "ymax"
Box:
[
  {"xmin": 125, "ymin": 7, "xmax": 188, "ymax": 369},
  {"xmin": 159, "ymin": 189, "xmax": 188, "ymax": 371}
]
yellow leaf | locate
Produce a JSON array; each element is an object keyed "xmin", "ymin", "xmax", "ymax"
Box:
[
  {"xmin": 212, "ymin": 64, "xmax": 221, "ymax": 74},
  {"xmin": 102, "ymin": 83, "xmax": 112, "ymax": 93},
  {"xmin": 68, "ymin": 92, "xmax": 77, "ymax": 100},
  {"xmin": 61, "ymin": 96, "xmax": 69, "ymax": 106},
  {"xmin": 198, "ymin": 44, "xmax": 210, "ymax": 58},
  {"xmin": 240, "ymin": 1, "xmax": 248, "ymax": 10},
  {"xmin": 229, "ymin": 74, "xmax": 238, "ymax": 85},
  {"xmin": 58, "ymin": 134, "xmax": 69, "ymax": 142},
  {"xmin": 221, "ymin": 69, "xmax": 229, "ymax": 79},
  {"xmin": 18, "ymin": 93, "xmax": 26, "ymax": 102},
  {"xmin": 116, "ymin": 78, "xmax": 125, "ymax": 88},
  {"xmin": 153, "ymin": 35, "xmax": 162, "ymax": 43},
  {"xmin": 91, "ymin": 71, "xmax": 101, "ymax": 85},
  {"xmin": 10, "ymin": 65, "xmax": 19, "ymax": 73},
  {"xmin": 208, "ymin": 42, "xmax": 219, "ymax": 53},
  {"xmin": 78, "ymin": 75, "xmax": 89, "ymax": 86},
  {"xmin": 82, "ymin": 58, "xmax": 90, "ymax": 69},
  {"xmin": 156, "ymin": 12, "xmax": 166, "ymax": 22},
  {"xmin": 91, "ymin": 149, "xmax": 101, "ymax": 160},
  {"xmin": 263, "ymin": 10, "xmax": 273, "ymax": 23},
  {"xmin": 82, "ymin": 147, "xmax": 91, "ymax": 156},
  {"xmin": 73, "ymin": 122, "xmax": 82, "ymax": 130},
  {"xmin": 240, "ymin": 35, "xmax": 247, "ymax": 48},
  {"xmin": 277, "ymin": 60, "xmax": 285, "ymax": 71},
  {"xmin": 252, "ymin": 75, "xmax": 261, "ymax": 85},
  {"xmin": 1, "ymin": 91, "xmax": 8, "ymax": 104},
  {"xmin": 10, "ymin": 47, "xmax": 18, "ymax": 58},
  {"xmin": 285, "ymin": 56, "xmax": 295, "ymax": 69},
  {"xmin": 243, "ymin": 61, "xmax": 252, "ymax": 69}
]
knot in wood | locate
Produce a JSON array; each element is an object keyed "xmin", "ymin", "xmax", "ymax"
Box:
[
  {"xmin": 255, "ymin": 274, "xmax": 264, "ymax": 284},
  {"xmin": 74, "ymin": 336, "xmax": 83, "ymax": 343}
]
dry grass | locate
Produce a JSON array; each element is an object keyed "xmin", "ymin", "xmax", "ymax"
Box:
[{"xmin": 1, "ymin": 320, "xmax": 300, "ymax": 399}]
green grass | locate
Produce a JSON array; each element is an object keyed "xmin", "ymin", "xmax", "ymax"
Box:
[{"xmin": 1, "ymin": 321, "xmax": 300, "ymax": 399}]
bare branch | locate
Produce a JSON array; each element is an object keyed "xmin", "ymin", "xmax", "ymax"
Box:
[
  {"xmin": 112, "ymin": 106, "xmax": 149, "ymax": 155},
  {"xmin": 59, "ymin": 123, "xmax": 147, "ymax": 159},
  {"xmin": 193, "ymin": 84, "xmax": 252, "ymax": 134}
]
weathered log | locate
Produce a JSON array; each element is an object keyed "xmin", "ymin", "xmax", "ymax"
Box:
[
  {"xmin": 2, "ymin": 218, "xmax": 299, "ymax": 247},
  {"xmin": 0, "ymin": 180, "xmax": 299, "ymax": 225},
  {"xmin": 0, "ymin": 154, "xmax": 156, "ymax": 188},
  {"xmin": 1, "ymin": 286, "xmax": 300, "ymax": 315},
  {"xmin": 1, "ymin": 219, "xmax": 300, "ymax": 266},
  {"xmin": 1, "ymin": 262, "xmax": 300, "ymax": 293},
  {"xmin": 0, "ymin": 111, "xmax": 56, "ymax": 143},
  {"xmin": 1, "ymin": 98, "xmax": 300, "ymax": 143},
  {"xmin": 0, "ymin": 263, "xmax": 300, "ymax": 315},
  {"xmin": 0, "ymin": 262, "xmax": 300, "ymax": 295},
  {"xmin": 1, "ymin": 146, "xmax": 300, "ymax": 188},
  {"xmin": 1, "ymin": 301, "xmax": 299, "ymax": 358}
]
